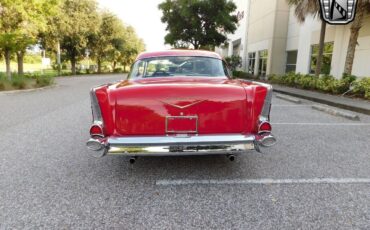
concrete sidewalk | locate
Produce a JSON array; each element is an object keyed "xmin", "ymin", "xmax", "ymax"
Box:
[{"xmin": 273, "ymin": 85, "xmax": 370, "ymax": 115}]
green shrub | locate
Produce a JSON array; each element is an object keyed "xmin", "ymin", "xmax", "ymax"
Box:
[
  {"xmin": 342, "ymin": 73, "xmax": 357, "ymax": 84},
  {"xmin": 296, "ymin": 74, "xmax": 316, "ymax": 89},
  {"xmin": 315, "ymin": 75, "xmax": 331, "ymax": 92},
  {"xmin": 268, "ymin": 74, "xmax": 281, "ymax": 83},
  {"xmin": 36, "ymin": 76, "xmax": 54, "ymax": 87},
  {"xmin": 266, "ymin": 72, "xmax": 370, "ymax": 99},
  {"xmin": 11, "ymin": 76, "xmax": 28, "ymax": 89},
  {"xmin": 352, "ymin": 77, "xmax": 370, "ymax": 99},
  {"xmin": 232, "ymin": 70, "xmax": 254, "ymax": 79},
  {"xmin": 282, "ymin": 72, "xmax": 299, "ymax": 86},
  {"xmin": 114, "ymin": 68, "xmax": 123, "ymax": 73}
]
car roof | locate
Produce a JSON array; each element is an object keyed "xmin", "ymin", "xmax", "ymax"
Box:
[{"xmin": 136, "ymin": 49, "xmax": 222, "ymax": 61}]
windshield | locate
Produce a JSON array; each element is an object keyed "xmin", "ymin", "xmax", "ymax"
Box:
[{"xmin": 128, "ymin": 56, "xmax": 229, "ymax": 78}]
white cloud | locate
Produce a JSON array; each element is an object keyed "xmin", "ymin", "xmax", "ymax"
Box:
[{"xmin": 97, "ymin": 0, "xmax": 170, "ymax": 51}]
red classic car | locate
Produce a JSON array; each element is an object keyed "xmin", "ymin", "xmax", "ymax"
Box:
[{"xmin": 86, "ymin": 50, "xmax": 276, "ymax": 162}]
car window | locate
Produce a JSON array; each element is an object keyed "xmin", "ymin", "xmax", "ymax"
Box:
[{"xmin": 128, "ymin": 56, "xmax": 228, "ymax": 78}]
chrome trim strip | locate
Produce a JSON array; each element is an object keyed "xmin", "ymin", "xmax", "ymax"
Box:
[
  {"xmin": 160, "ymin": 100, "xmax": 206, "ymax": 109},
  {"xmin": 108, "ymin": 134, "xmax": 256, "ymax": 147},
  {"xmin": 90, "ymin": 88, "xmax": 103, "ymax": 124},
  {"xmin": 86, "ymin": 134, "xmax": 277, "ymax": 156},
  {"xmin": 107, "ymin": 143, "xmax": 255, "ymax": 156},
  {"xmin": 260, "ymin": 84, "xmax": 273, "ymax": 119}
]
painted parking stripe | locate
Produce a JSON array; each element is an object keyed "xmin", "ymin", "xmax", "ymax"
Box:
[
  {"xmin": 272, "ymin": 105, "xmax": 311, "ymax": 107},
  {"xmin": 271, "ymin": 123, "xmax": 370, "ymax": 126},
  {"xmin": 156, "ymin": 178, "xmax": 370, "ymax": 186}
]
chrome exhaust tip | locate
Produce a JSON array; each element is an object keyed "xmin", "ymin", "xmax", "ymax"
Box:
[
  {"xmin": 227, "ymin": 154, "xmax": 235, "ymax": 161},
  {"xmin": 86, "ymin": 138, "xmax": 107, "ymax": 158},
  {"xmin": 129, "ymin": 157, "xmax": 137, "ymax": 164},
  {"xmin": 259, "ymin": 134, "xmax": 277, "ymax": 147}
]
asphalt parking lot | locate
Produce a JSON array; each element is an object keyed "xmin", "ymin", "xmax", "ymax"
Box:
[{"xmin": 0, "ymin": 74, "xmax": 369, "ymax": 229}]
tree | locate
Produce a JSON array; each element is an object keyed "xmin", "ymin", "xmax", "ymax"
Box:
[
  {"xmin": 89, "ymin": 12, "xmax": 145, "ymax": 73},
  {"xmin": 58, "ymin": 0, "xmax": 99, "ymax": 75},
  {"xmin": 287, "ymin": 0, "xmax": 325, "ymax": 77},
  {"xmin": 158, "ymin": 0, "xmax": 238, "ymax": 49},
  {"xmin": 38, "ymin": 0, "xmax": 64, "ymax": 73},
  {"xmin": 0, "ymin": 0, "xmax": 56, "ymax": 77},
  {"xmin": 14, "ymin": 0, "xmax": 59, "ymax": 76},
  {"xmin": 0, "ymin": 0, "xmax": 31, "ymax": 79},
  {"xmin": 225, "ymin": 55, "xmax": 242, "ymax": 71},
  {"xmin": 89, "ymin": 12, "xmax": 126, "ymax": 73},
  {"xmin": 119, "ymin": 26, "xmax": 145, "ymax": 72},
  {"xmin": 344, "ymin": 0, "xmax": 370, "ymax": 75}
]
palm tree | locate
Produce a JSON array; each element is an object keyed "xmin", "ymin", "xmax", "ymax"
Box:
[
  {"xmin": 344, "ymin": 0, "xmax": 370, "ymax": 75},
  {"xmin": 287, "ymin": 0, "xmax": 325, "ymax": 77}
]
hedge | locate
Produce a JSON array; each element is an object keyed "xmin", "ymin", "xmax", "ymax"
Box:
[{"xmin": 232, "ymin": 70, "xmax": 370, "ymax": 100}]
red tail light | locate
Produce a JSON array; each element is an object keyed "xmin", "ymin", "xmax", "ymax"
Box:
[
  {"xmin": 259, "ymin": 121, "xmax": 272, "ymax": 133},
  {"xmin": 90, "ymin": 124, "xmax": 104, "ymax": 137}
]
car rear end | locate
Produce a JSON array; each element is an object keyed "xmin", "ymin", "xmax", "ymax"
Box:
[{"xmin": 86, "ymin": 51, "xmax": 276, "ymax": 159}]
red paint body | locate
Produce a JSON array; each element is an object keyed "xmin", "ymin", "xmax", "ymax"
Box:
[{"xmin": 92, "ymin": 50, "xmax": 271, "ymax": 139}]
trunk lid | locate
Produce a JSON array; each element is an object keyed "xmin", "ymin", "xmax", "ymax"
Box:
[{"xmin": 113, "ymin": 77, "xmax": 249, "ymax": 135}]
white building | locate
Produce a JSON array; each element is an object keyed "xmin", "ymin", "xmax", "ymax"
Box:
[{"xmin": 216, "ymin": 0, "xmax": 370, "ymax": 78}]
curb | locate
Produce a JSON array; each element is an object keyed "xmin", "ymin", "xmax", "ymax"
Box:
[
  {"xmin": 275, "ymin": 94, "xmax": 302, "ymax": 104},
  {"xmin": 0, "ymin": 84, "xmax": 57, "ymax": 95},
  {"xmin": 312, "ymin": 105, "xmax": 360, "ymax": 121},
  {"xmin": 273, "ymin": 88, "xmax": 370, "ymax": 115}
]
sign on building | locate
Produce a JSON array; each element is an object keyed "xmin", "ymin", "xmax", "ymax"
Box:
[{"xmin": 319, "ymin": 0, "xmax": 358, "ymax": 24}]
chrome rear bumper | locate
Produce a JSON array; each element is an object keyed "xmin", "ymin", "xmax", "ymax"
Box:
[{"xmin": 86, "ymin": 134, "xmax": 276, "ymax": 158}]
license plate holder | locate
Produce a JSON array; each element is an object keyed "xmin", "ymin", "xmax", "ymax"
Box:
[{"xmin": 166, "ymin": 116, "xmax": 198, "ymax": 134}]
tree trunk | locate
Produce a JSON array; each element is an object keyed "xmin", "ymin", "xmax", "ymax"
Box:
[
  {"xmin": 344, "ymin": 0, "xmax": 365, "ymax": 75},
  {"xmin": 123, "ymin": 65, "xmax": 126, "ymax": 73},
  {"xmin": 97, "ymin": 59, "xmax": 102, "ymax": 73},
  {"xmin": 17, "ymin": 51, "xmax": 24, "ymax": 76},
  {"xmin": 71, "ymin": 58, "xmax": 76, "ymax": 75},
  {"xmin": 57, "ymin": 41, "xmax": 61, "ymax": 75},
  {"xmin": 5, "ymin": 49, "xmax": 11, "ymax": 80},
  {"xmin": 113, "ymin": 61, "xmax": 117, "ymax": 71},
  {"xmin": 315, "ymin": 20, "xmax": 327, "ymax": 77}
]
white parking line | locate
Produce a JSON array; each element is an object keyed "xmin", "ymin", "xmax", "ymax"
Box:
[
  {"xmin": 272, "ymin": 105, "xmax": 311, "ymax": 107},
  {"xmin": 271, "ymin": 123, "xmax": 370, "ymax": 126},
  {"xmin": 156, "ymin": 178, "xmax": 370, "ymax": 186}
]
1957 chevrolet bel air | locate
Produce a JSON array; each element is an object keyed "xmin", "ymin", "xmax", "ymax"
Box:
[{"xmin": 86, "ymin": 50, "xmax": 276, "ymax": 162}]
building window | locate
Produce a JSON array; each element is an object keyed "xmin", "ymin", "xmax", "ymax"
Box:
[
  {"xmin": 248, "ymin": 52, "xmax": 256, "ymax": 74},
  {"xmin": 258, "ymin": 50, "xmax": 268, "ymax": 76},
  {"xmin": 286, "ymin": 50, "xmax": 298, "ymax": 73},
  {"xmin": 310, "ymin": 42, "xmax": 333, "ymax": 75},
  {"xmin": 232, "ymin": 39, "xmax": 241, "ymax": 56},
  {"xmin": 233, "ymin": 44, "xmax": 240, "ymax": 56}
]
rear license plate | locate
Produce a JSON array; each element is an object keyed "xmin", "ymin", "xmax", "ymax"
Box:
[{"xmin": 166, "ymin": 116, "xmax": 198, "ymax": 133}]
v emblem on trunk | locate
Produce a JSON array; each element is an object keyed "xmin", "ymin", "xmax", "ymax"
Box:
[{"xmin": 160, "ymin": 100, "xmax": 206, "ymax": 109}]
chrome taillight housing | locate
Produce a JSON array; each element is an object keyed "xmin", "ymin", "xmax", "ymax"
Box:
[
  {"xmin": 90, "ymin": 122, "xmax": 104, "ymax": 137},
  {"xmin": 258, "ymin": 121, "xmax": 272, "ymax": 134}
]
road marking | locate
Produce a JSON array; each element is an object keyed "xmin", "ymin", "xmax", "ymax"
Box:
[
  {"xmin": 271, "ymin": 123, "xmax": 370, "ymax": 126},
  {"xmin": 156, "ymin": 178, "xmax": 370, "ymax": 186},
  {"xmin": 275, "ymin": 94, "xmax": 302, "ymax": 104},
  {"xmin": 272, "ymin": 105, "xmax": 311, "ymax": 107},
  {"xmin": 312, "ymin": 104, "xmax": 360, "ymax": 121}
]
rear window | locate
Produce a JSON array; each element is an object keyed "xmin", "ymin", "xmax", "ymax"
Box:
[{"xmin": 128, "ymin": 56, "xmax": 229, "ymax": 78}]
